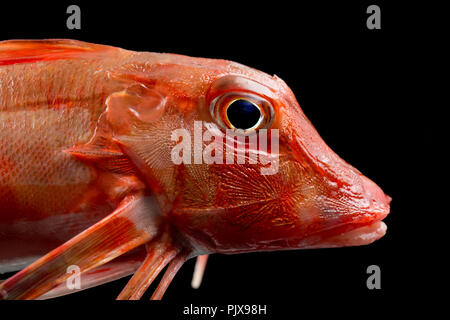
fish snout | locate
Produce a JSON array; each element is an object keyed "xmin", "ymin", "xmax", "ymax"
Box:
[
  {"xmin": 359, "ymin": 174, "xmax": 391, "ymax": 220},
  {"xmin": 327, "ymin": 164, "xmax": 391, "ymax": 225},
  {"xmin": 335, "ymin": 173, "xmax": 391, "ymax": 247},
  {"xmin": 303, "ymin": 173, "xmax": 391, "ymax": 249}
]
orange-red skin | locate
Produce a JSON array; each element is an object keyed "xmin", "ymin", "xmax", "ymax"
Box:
[{"xmin": 0, "ymin": 40, "xmax": 391, "ymax": 277}]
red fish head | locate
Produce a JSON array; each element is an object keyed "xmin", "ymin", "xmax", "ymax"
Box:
[
  {"xmin": 0, "ymin": 40, "xmax": 391, "ymax": 300},
  {"xmin": 107, "ymin": 55, "xmax": 391, "ymax": 255}
]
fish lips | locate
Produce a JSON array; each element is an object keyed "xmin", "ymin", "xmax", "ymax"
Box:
[
  {"xmin": 310, "ymin": 200, "xmax": 391, "ymax": 249},
  {"xmin": 304, "ymin": 212, "xmax": 390, "ymax": 249},
  {"xmin": 291, "ymin": 173, "xmax": 391, "ymax": 249}
]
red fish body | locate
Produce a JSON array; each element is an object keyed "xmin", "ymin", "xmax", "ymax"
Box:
[
  {"xmin": 0, "ymin": 42, "xmax": 124, "ymax": 271},
  {"xmin": 0, "ymin": 40, "xmax": 390, "ymax": 299}
]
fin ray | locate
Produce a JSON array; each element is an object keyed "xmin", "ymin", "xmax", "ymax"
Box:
[
  {"xmin": 151, "ymin": 250, "xmax": 189, "ymax": 300},
  {"xmin": 0, "ymin": 193, "xmax": 160, "ymax": 300},
  {"xmin": 116, "ymin": 235, "xmax": 178, "ymax": 300},
  {"xmin": 38, "ymin": 248, "xmax": 146, "ymax": 299},
  {"xmin": 191, "ymin": 255, "xmax": 209, "ymax": 289},
  {"xmin": 0, "ymin": 39, "xmax": 120, "ymax": 66}
]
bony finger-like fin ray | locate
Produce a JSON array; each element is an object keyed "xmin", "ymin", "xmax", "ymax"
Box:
[{"xmin": 191, "ymin": 255, "xmax": 209, "ymax": 289}]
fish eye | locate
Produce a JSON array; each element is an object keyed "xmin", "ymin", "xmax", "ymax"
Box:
[
  {"xmin": 210, "ymin": 92, "xmax": 274, "ymax": 133},
  {"xmin": 226, "ymin": 99, "xmax": 262, "ymax": 130}
]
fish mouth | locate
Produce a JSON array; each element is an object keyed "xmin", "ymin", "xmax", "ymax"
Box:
[
  {"xmin": 306, "ymin": 220, "xmax": 388, "ymax": 249},
  {"xmin": 313, "ymin": 175, "xmax": 391, "ymax": 248},
  {"xmin": 328, "ymin": 220, "xmax": 387, "ymax": 247},
  {"xmin": 302, "ymin": 184, "xmax": 391, "ymax": 249}
]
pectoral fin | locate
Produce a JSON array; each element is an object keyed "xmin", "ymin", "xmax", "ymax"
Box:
[
  {"xmin": 0, "ymin": 193, "xmax": 161, "ymax": 300},
  {"xmin": 38, "ymin": 248, "xmax": 146, "ymax": 300}
]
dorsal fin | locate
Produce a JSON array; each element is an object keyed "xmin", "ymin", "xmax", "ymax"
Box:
[{"xmin": 0, "ymin": 39, "xmax": 120, "ymax": 66}]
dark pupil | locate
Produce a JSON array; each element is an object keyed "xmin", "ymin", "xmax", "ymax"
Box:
[{"xmin": 226, "ymin": 99, "xmax": 261, "ymax": 129}]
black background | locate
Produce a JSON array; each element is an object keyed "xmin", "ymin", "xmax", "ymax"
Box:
[{"xmin": 0, "ymin": 1, "xmax": 439, "ymax": 318}]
